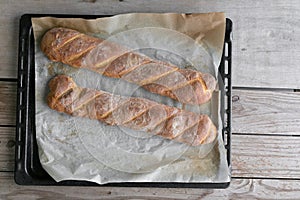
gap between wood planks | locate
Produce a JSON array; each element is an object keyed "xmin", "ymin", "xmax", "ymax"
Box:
[
  {"xmin": 233, "ymin": 86, "xmax": 296, "ymax": 92},
  {"xmin": 232, "ymin": 132, "xmax": 300, "ymax": 137},
  {"xmin": 0, "ymin": 78, "xmax": 18, "ymax": 82}
]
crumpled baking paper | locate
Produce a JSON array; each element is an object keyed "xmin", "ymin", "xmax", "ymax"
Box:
[{"xmin": 32, "ymin": 12, "xmax": 230, "ymax": 184}]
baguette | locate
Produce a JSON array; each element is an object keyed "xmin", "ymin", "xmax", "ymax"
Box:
[
  {"xmin": 41, "ymin": 27, "xmax": 217, "ymax": 105},
  {"xmin": 47, "ymin": 75, "xmax": 217, "ymax": 146}
]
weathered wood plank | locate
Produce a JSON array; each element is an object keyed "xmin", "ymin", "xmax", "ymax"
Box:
[
  {"xmin": 232, "ymin": 134, "xmax": 300, "ymax": 179},
  {"xmin": 232, "ymin": 89, "xmax": 300, "ymax": 135},
  {"xmin": 0, "ymin": 0, "xmax": 300, "ymax": 89},
  {"xmin": 1, "ymin": 127, "xmax": 300, "ymax": 179},
  {"xmin": 0, "ymin": 172, "xmax": 300, "ymax": 199},
  {"xmin": 0, "ymin": 127, "xmax": 15, "ymax": 172},
  {"xmin": 2, "ymin": 81, "xmax": 300, "ymax": 135},
  {"xmin": 0, "ymin": 81, "xmax": 16, "ymax": 126},
  {"xmin": 0, "ymin": 117, "xmax": 299, "ymax": 190}
]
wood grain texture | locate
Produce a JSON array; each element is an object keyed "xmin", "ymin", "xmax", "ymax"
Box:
[
  {"xmin": 0, "ymin": 84, "xmax": 298, "ymax": 194},
  {"xmin": 0, "ymin": 82, "xmax": 299, "ymax": 178},
  {"xmin": 0, "ymin": 124, "xmax": 299, "ymax": 179},
  {"xmin": 232, "ymin": 89, "xmax": 300, "ymax": 135},
  {"xmin": 0, "ymin": 127, "xmax": 15, "ymax": 172},
  {"xmin": 0, "ymin": 81, "xmax": 16, "ymax": 126},
  {"xmin": 1, "ymin": 0, "xmax": 300, "ymax": 197},
  {"xmin": 2, "ymin": 82, "xmax": 300, "ymax": 135},
  {"xmin": 0, "ymin": 172, "xmax": 300, "ymax": 199},
  {"xmin": 232, "ymin": 134, "xmax": 300, "ymax": 179},
  {"xmin": 1, "ymin": 0, "xmax": 300, "ymax": 89}
]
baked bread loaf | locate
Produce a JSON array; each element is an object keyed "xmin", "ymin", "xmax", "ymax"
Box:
[
  {"xmin": 41, "ymin": 27, "xmax": 216, "ymax": 105},
  {"xmin": 48, "ymin": 75, "xmax": 217, "ymax": 146}
]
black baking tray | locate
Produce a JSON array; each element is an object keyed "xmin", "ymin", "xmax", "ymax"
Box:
[{"xmin": 15, "ymin": 14, "xmax": 232, "ymax": 188}]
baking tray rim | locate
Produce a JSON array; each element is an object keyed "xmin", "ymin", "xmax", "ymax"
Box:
[{"xmin": 15, "ymin": 13, "xmax": 232, "ymax": 188}]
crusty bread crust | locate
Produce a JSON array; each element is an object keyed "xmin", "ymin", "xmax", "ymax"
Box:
[
  {"xmin": 42, "ymin": 27, "xmax": 216, "ymax": 105},
  {"xmin": 48, "ymin": 75, "xmax": 217, "ymax": 145}
]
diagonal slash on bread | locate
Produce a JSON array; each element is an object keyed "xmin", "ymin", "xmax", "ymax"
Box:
[
  {"xmin": 47, "ymin": 75, "xmax": 217, "ymax": 146},
  {"xmin": 42, "ymin": 27, "xmax": 217, "ymax": 105}
]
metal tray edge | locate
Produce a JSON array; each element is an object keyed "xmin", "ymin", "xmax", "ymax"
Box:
[{"xmin": 15, "ymin": 14, "xmax": 232, "ymax": 188}]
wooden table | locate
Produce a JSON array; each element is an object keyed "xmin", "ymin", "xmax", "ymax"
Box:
[{"xmin": 1, "ymin": 1, "xmax": 300, "ymax": 199}]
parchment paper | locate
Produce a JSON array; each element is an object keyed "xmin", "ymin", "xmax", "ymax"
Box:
[{"xmin": 32, "ymin": 13, "xmax": 230, "ymax": 184}]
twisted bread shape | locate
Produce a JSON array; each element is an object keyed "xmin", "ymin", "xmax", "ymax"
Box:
[
  {"xmin": 41, "ymin": 28, "xmax": 216, "ymax": 105},
  {"xmin": 47, "ymin": 75, "xmax": 217, "ymax": 146}
]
